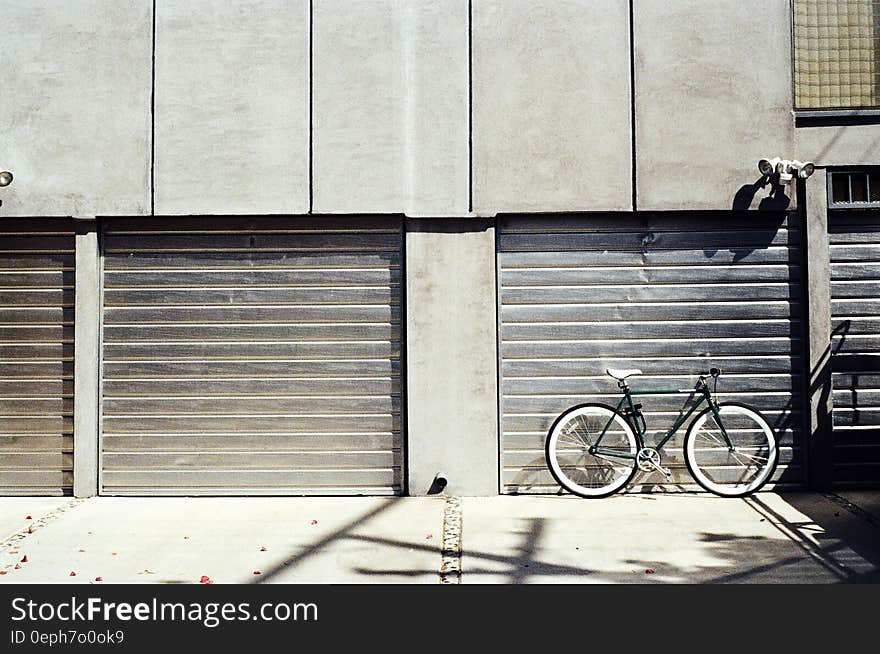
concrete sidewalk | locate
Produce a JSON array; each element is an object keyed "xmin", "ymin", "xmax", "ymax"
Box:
[{"xmin": 0, "ymin": 491, "xmax": 878, "ymax": 584}]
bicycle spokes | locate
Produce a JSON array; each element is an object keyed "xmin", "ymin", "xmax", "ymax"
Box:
[
  {"xmin": 546, "ymin": 405, "xmax": 639, "ymax": 497},
  {"xmin": 685, "ymin": 404, "xmax": 778, "ymax": 496}
]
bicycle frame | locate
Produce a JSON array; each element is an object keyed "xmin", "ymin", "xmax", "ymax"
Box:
[{"xmin": 591, "ymin": 381, "xmax": 731, "ymax": 460}]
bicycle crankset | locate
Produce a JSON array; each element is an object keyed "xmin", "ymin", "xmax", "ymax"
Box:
[{"xmin": 636, "ymin": 448, "xmax": 672, "ymax": 479}]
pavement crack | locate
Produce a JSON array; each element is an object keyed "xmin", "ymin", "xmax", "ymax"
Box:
[{"xmin": 439, "ymin": 495, "xmax": 462, "ymax": 584}]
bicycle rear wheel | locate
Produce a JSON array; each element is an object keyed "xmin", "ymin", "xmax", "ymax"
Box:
[
  {"xmin": 545, "ymin": 403, "xmax": 638, "ymax": 498},
  {"xmin": 684, "ymin": 402, "xmax": 778, "ymax": 497}
]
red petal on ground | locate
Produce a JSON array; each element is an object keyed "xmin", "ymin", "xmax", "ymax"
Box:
[
  {"xmin": 426, "ymin": 534, "xmax": 433, "ymax": 539},
  {"xmin": 14, "ymin": 565, "xmax": 21, "ymax": 570},
  {"xmin": 69, "ymin": 571, "xmax": 76, "ymax": 577},
  {"xmin": 253, "ymin": 571, "xmax": 262, "ymax": 575},
  {"xmin": 200, "ymin": 575, "xmax": 211, "ymax": 583},
  {"xmin": 20, "ymin": 556, "xmax": 27, "ymax": 563},
  {"xmin": 0, "ymin": 571, "xmax": 6, "ymax": 575},
  {"xmin": 111, "ymin": 553, "xmax": 118, "ymax": 556},
  {"xmin": 27, "ymin": 528, "xmax": 32, "ymax": 534},
  {"xmin": 645, "ymin": 568, "xmax": 655, "ymax": 574},
  {"xmin": 260, "ymin": 546, "xmax": 267, "ymax": 552},
  {"xmin": 25, "ymin": 516, "xmax": 32, "ymax": 520},
  {"xmin": 78, "ymin": 549, "xmax": 85, "ymax": 553},
  {"xmin": 310, "ymin": 519, "xmax": 318, "ymax": 525},
  {"xmin": 94, "ymin": 577, "xmax": 103, "ymax": 582}
]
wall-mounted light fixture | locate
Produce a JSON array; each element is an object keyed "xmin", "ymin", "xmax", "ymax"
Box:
[{"xmin": 758, "ymin": 158, "xmax": 815, "ymax": 185}]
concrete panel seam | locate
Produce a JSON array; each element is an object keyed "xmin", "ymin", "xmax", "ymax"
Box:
[
  {"xmin": 468, "ymin": 0, "xmax": 473, "ymax": 213},
  {"xmin": 629, "ymin": 0, "xmax": 637, "ymax": 212},
  {"xmin": 309, "ymin": 0, "xmax": 314, "ymax": 214},
  {"xmin": 150, "ymin": 0, "xmax": 156, "ymax": 216}
]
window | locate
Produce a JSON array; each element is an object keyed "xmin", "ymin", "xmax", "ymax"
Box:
[
  {"xmin": 827, "ymin": 169, "xmax": 880, "ymax": 207},
  {"xmin": 793, "ymin": 0, "xmax": 880, "ymax": 111}
]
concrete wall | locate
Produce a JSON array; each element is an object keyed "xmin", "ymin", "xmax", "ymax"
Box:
[
  {"xmin": 313, "ymin": 0, "xmax": 470, "ymax": 215},
  {"xmin": 6, "ymin": 0, "xmax": 880, "ymax": 218},
  {"xmin": 0, "ymin": 1, "xmax": 151, "ymax": 217},
  {"xmin": 633, "ymin": 0, "xmax": 795, "ymax": 212},
  {"xmin": 405, "ymin": 220, "xmax": 498, "ymax": 496},
  {"xmin": 0, "ymin": 0, "xmax": 632, "ymax": 216},
  {"xmin": 472, "ymin": 0, "xmax": 632, "ymax": 214},
  {"xmin": 796, "ymin": 125, "xmax": 880, "ymax": 167},
  {"xmin": 154, "ymin": 0, "xmax": 310, "ymax": 215}
]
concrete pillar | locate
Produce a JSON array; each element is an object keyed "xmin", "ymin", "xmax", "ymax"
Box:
[
  {"xmin": 405, "ymin": 219, "xmax": 498, "ymax": 495},
  {"xmin": 73, "ymin": 222, "xmax": 101, "ymax": 497},
  {"xmin": 801, "ymin": 170, "xmax": 834, "ymax": 489}
]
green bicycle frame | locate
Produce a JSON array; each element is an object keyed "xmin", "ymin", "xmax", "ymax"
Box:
[{"xmin": 591, "ymin": 382, "xmax": 731, "ymax": 460}]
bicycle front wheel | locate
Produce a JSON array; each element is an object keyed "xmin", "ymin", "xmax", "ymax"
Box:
[
  {"xmin": 545, "ymin": 403, "xmax": 638, "ymax": 498},
  {"xmin": 684, "ymin": 402, "xmax": 779, "ymax": 497}
]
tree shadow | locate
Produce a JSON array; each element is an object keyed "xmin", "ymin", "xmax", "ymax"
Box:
[
  {"xmin": 248, "ymin": 493, "xmax": 880, "ymax": 585},
  {"xmin": 251, "ymin": 498, "xmax": 400, "ymax": 584}
]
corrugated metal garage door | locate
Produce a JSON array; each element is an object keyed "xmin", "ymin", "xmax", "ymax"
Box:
[
  {"xmin": 830, "ymin": 212, "xmax": 880, "ymax": 485},
  {"xmin": 0, "ymin": 220, "xmax": 75, "ymax": 495},
  {"xmin": 498, "ymin": 214, "xmax": 804, "ymax": 493},
  {"xmin": 100, "ymin": 217, "xmax": 403, "ymax": 495}
]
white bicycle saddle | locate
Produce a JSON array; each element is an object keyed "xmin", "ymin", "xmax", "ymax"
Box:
[{"xmin": 605, "ymin": 368, "xmax": 643, "ymax": 380}]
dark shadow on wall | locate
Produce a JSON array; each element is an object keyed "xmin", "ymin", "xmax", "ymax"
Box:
[
  {"xmin": 700, "ymin": 206, "xmax": 792, "ymax": 263},
  {"xmin": 731, "ymin": 176, "xmax": 791, "ymax": 213}
]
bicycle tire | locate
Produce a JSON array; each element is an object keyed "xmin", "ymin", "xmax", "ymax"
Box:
[
  {"xmin": 683, "ymin": 402, "xmax": 779, "ymax": 497},
  {"xmin": 545, "ymin": 403, "xmax": 639, "ymax": 498}
]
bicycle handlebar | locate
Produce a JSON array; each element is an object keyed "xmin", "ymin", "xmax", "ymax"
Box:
[{"xmin": 696, "ymin": 368, "xmax": 722, "ymax": 388}]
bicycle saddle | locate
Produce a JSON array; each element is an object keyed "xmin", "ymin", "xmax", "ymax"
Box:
[{"xmin": 606, "ymin": 368, "xmax": 643, "ymax": 380}]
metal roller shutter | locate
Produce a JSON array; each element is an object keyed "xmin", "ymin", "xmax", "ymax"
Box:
[
  {"xmin": 0, "ymin": 220, "xmax": 75, "ymax": 495},
  {"xmin": 100, "ymin": 217, "xmax": 403, "ymax": 495},
  {"xmin": 497, "ymin": 213, "xmax": 805, "ymax": 493},
  {"xmin": 830, "ymin": 212, "xmax": 880, "ymax": 485}
]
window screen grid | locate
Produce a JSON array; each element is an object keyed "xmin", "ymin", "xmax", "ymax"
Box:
[{"xmin": 794, "ymin": 0, "xmax": 880, "ymax": 109}]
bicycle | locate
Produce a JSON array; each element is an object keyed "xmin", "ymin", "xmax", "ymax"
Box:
[{"xmin": 545, "ymin": 367, "xmax": 779, "ymax": 498}]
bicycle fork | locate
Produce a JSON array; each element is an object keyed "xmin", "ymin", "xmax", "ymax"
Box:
[{"xmin": 707, "ymin": 398, "xmax": 735, "ymax": 451}]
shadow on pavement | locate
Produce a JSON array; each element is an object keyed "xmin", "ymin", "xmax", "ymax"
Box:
[
  {"xmin": 770, "ymin": 492, "xmax": 880, "ymax": 583},
  {"xmin": 258, "ymin": 492, "xmax": 880, "ymax": 584}
]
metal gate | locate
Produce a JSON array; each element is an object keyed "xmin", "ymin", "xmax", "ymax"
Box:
[
  {"xmin": 830, "ymin": 211, "xmax": 880, "ymax": 485},
  {"xmin": 497, "ymin": 213, "xmax": 804, "ymax": 493},
  {"xmin": 0, "ymin": 220, "xmax": 75, "ymax": 495},
  {"xmin": 99, "ymin": 217, "xmax": 403, "ymax": 495}
]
